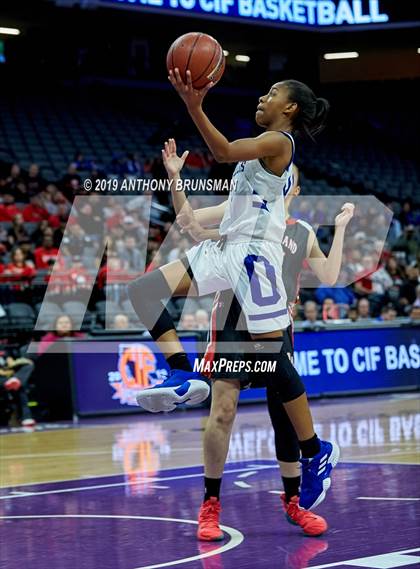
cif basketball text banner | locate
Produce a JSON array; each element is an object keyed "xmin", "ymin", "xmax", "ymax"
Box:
[{"xmin": 100, "ymin": 0, "xmax": 396, "ymax": 28}]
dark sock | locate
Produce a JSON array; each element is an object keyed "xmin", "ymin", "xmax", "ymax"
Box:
[
  {"xmin": 299, "ymin": 434, "xmax": 321, "ymax": 459},
  {"xmin": 282, "ymin": 476, "xmax": 301, "ymax": 502},
  {"xmin": 204, "ymin": 477, "xmax": 222, "ymax": 501},
  {"xmin": 167, "ymin": 352, "xmax": 192, "ymax": 372}
]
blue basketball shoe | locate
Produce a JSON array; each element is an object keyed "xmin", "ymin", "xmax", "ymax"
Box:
[
  {"xmin": 136, "ymin": 370, "xmax": 210, "ymax": 413},
  {"xmin": 299, "ymin": 440, "xmax": 340, "ymax": 510}
]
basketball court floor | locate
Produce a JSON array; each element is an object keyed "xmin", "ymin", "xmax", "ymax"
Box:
[{"xmin": 1, "ymin": 393, "xmax": 419, "ymax": 569}]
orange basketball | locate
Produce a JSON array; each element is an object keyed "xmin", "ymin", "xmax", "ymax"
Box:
[{"xmin": 166, "ymin": 32, "xmax": 225, "ymax": 90}]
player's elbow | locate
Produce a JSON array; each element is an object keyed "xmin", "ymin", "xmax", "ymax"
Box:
[
  {"xmin": 213, "ymin": 151, "xmax": 229, "ymax": 163},
  {"xmin": 213, "ymin": 143, "xmax": 235, "ymax": 163}
]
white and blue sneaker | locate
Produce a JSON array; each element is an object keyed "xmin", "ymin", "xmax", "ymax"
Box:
[
  {"xmin": 136, "ymin": 370, "xmax": 210, "ymax": 413},
  {"xmin": 299, "ymin": 440, "xmax": 340, "ymax": 510}
]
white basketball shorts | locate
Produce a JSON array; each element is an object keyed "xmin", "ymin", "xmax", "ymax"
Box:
[{"xmin": 185, "ymin": 238, "xmax": 290, "ymax": 334}]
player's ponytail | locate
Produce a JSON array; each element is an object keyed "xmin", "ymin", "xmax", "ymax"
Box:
[{"xmin": 283, "ymin": 79, "xmax": 330, "ymax": 140}]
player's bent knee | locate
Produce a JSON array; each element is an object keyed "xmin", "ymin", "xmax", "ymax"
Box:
[
  {"xmin": 128, "ymin": 270, "xmax": 172, "ymax": 308},
  {"xmin": 210, "ymin": 398, "xmax": 238, "ymax": 429},
  {"xmin": 255, "ymin": 342, "xmax": 306, "ymax": 403}
]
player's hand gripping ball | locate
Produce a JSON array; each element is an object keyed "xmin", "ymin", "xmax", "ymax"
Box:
[{"xmin": 166, "ymin": 32, "xmax": 225, "ymax": 90}]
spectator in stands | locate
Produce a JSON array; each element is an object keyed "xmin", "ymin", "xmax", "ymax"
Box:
[
  {"xmin": 322, "ymin": 298, "xmax": 340, "ymax": 321},
  {"xmin": 73, "ymin": 152, "xmax": 96, "ymax": 172},
  {"xmin": 3, "ymin": 164, "xmax": 26, "ymax": 200},
  {"xmin": 123, "ymin": 153, "xmax": 142, "ymax": 177},
  {"xmin": 346, "ymin": 249, "xmax": 363, "ymax": 277},
  {"xmin": 354, "ymin": 254, "xmax": 392, "ymax": 314},
  {"xmin": 25, "ymin": 163, "xmax": 45, "ymax": 197},
  {"xmin": 386, "ymin": 210, "xmax": 403, "ymax": 245},
  {"xmin": 119, "ymin": 215, "xmax": 141, "ymax": 241},
  {"xmin": 61, "ymin": 222, "xmax": 94, "ymax": 258},
  {"xmin": 385, "ymin": 256, "xmax": 406, "ymax": 304},
  {"xmin": 41, "ymin": 185, "xmax": 70, "ymax": 219},
  {"xmin": 48, "ymin": 202, "xmax": 70, "ymax": 231},
  {"xmin": 121, "ymin": 236, "xmax": 145, "ymax": 272},
  {"xmin": 399, "ymin": 264, "xmax": 419, "ymax": 314},
  {"xmin": 179, "ymin": 312, "xmax": 196, "ymax": 331},
  {"xmin": 0, "ymin": 224, "xmax": 7, "ymax": 248},
  {"xmin": 53, "ymin": 216, "xmax": 68, "ymax": 249},
  {"xmin": 0, "ymin": 351, "xmax": 36, "ymax": 427},
  {"xmin": 37, "ymin": 315, "xmax": 85, "ymax": 355},
  {"xmin": 356, "ymin": 298, "xmax": 371, "ymax": 320},
  {"xmin": 22, "ymin": 195, "xmax": 49, "ymax": 223},
  {"xmin": 399, "ymin": 200, "xmax": 420, "ymax": 227},
  {"xmin": 0, "ymin": 247, "xmax": 36, "ymax": 282},
  {"xmin": 413, "ymin": 285, "xmax": 420, "ymax": 309},
  {"xmin": 60, "ymin": 164, "xmax": 82, "ymax": 201},
  {"xmin": 105, "ymin": 202, "xmax": 126, "ymax": 231},
  {"xmin": 0, "ymin": 193, "xmax": 21, "ymax": 222},
  {"xmin": 30, "ymin": 219, "xmax": 50, "ymax": 247},
  {"xmin": 167, "ymin": 235, "xmax": 188, "ymax": 264},
  {"xmin": 34, "ymin": 235, "xmax": 59, "ymax": 269},
  {"xmin": 346, "ymin": 307, "xmax": 358, "ymax": 322},
  {"xmin": 111, "ymin": 313, "xmax": 131, "ymax": 330},
  {"xmin": 303, "ymin": 300, "xmax": 320, "ymax": 325},
  {"xmin": 410, "ymin": 306, "xmax": 420, "ymax": 320},
  {"xmin": 195, "ymin": 309, "xmax": 209, "ymax": 330},
  {"xmin": 75, "ymin": 201, "xmax": 102, "ymax": 235},
  {"xmin": 377, "ymin": 305, "xmax": 397, "ymax": 322},
  {"xmin": 97, "ymin": 254, "xmax": 133, "ymax": 294},
  {"xmin": 18, "ymin": 237, "xmax": 35, "ymax": 267},
  {"xmin": 66, "ymin": 256, "xmax": 91, "ymax": 293},
  {"xmin": 7, "ymin": 213, "xmax": 30, "ymax": 248},
  {"xmin": 392, "ymin": 225, "xmax": 418, "ymax": 262}
]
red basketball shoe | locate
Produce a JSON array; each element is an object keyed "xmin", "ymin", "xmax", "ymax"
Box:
[
  {"xmin": 197, "ymin": 497, "xmax": 224, "ymax": 541},
  {"xmin": 281, "ymin": 493, "xmax": 328, "ymax": 537}
]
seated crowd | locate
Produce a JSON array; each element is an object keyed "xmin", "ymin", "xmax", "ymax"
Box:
[{"xmin": 0, "ymin": 159, "xmax": 419, "ymax": 428}]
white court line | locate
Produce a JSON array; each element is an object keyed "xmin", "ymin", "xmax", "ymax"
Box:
[
  {"xmin": 357, "ymin": 496, "xmax": 420, "ymax": 501},
  {"xmin": 234, "ymin": 481, "xmax": 252, "ymax": 489},
  {"xmin": 0, "ymin": 459, "xmax": 276, "ymax": 490},
  {"xmin": 0, "ymin": 464, "xmax": 277, "ymax": 500},
  {"xmin": 2, "ymin": 450, "xmax": 111, "ymax": 459},
  {"xmin": 309, "ymin": 547, "xmax": 420, "ymax": 569},
  {"xmin": 2, "ymin": 458, "xmax": 419, "ymax": 492},
  {"xmin": 0, "ymin": 514, "xmax": 244, "ymax": 569},
  {"xmin": 237, "ymin": 471, "xmax": 257, "ymax": 479}
]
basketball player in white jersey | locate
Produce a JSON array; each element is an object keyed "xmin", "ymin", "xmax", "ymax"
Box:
[{"xmin": 129, "ymin": 75, "xmax": 338, "ymax": 510}]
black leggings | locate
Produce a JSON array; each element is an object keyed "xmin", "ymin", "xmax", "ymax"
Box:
[
  {"xmin": 267, "ymin": 383, "xmax": 300, "ymax": 462},
  {"xmin": 250, "ymin": 328, "xmax": 302, "ymax": 463}
]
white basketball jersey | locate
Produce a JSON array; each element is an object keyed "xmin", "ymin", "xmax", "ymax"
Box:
[{"xmin": 219, "ymin": 131, "xmax": 295, "ymax": 244}]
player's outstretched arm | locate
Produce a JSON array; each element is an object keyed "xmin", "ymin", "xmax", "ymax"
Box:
[
  {"xmin": 162, "ymin": 138, "xmax": 226, "ymax": 238},
  {"xmin": 307, "ymin": 203, "xmax": 355, "ymax": 285},
  {"xmin": 169, "ymin": 68, "xmax": 290, "ymax": 164}
]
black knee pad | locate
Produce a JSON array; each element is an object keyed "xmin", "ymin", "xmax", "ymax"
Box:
[
  {"xmin": 252, "ymin": 338, "xmax": 306, "ymax": 403},
  {"xmin": 267, "ymin": 385, "xmax": 300, "ymax": 462},
  {"xmin": 128, "ymin": 269, "xmax": 174, "ymax": 339}
]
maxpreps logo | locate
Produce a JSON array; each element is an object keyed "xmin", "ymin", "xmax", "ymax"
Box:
[{"xmin": 108, "ymin": 343, "xmax": 168, "ymax": 406}]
